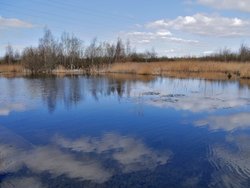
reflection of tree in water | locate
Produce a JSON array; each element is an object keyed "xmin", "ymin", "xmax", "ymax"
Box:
[
  {"xmin": 25, "ymin": 76, "xmax": 82, "ymax": 113},
  {"xmin": 64, "ymin": 76, "xmax": 82, "ymax": 109},
  {"xmin": 9, "ymin": 75, "xmax": 250, "ymax": 114},
  {"xmin": 86, "ymin": 75, "xmax": 153, "ymax": 101},
  {"xmin": 40, "ymin": 76, "xmax": 83, "ymax": 112},
  {"xmin": 41, "ymin": 78, "xmax": 59, "ymax": 113},
  {"xmin": 89, "ymin": 76, "xmax": 125, "ymax": 100},
  {"xmin": 107, "ymin": 78, "xmax": 125, "ymax": 98},
  {"xmin": 23, "ymin": 75, "xmax": 154, "ymax": 113}
]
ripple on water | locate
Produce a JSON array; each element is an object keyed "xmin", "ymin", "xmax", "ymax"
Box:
[{"xmin": 208, "ymin": 134, "xmax": 250, "ymax": 188}]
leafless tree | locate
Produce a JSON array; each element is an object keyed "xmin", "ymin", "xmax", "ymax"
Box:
[
  {"xmin": 38, "ymin": 28, "xmax": 58, "ymax": 72},
  {"xmin": 4, "ymin": 44, "xmax": 14, "ymax": 64},
  {"xmin": 60, "ymin": 32, "xmax": 83, "ymax": 69},
  {"xmin": 239, "ymin": 44, "xmax": 250, "ymax": 62},
  {"xmin": 14, "ymin": 50, "xmax": 21, "ymax": 61},
  {"xmin": 22, "ymin": 47, "xmax": 43, "ymax": 74},
  {"xmin": 114, "ymin": 38, "xmax": 125, "ymax": 63}
]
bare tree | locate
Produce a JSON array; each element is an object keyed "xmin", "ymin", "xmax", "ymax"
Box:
[
  {"xmin": 14, "ymin": 50, "xmax": 20, "ymax": 61},
  {"xmin": 60, "ymin": 32, "xmax": 83, "ymax": 69},
  {"xmin": 114, "ymin": 38, "xmax": 125, "ymax": 63},
  {"xmin": 104, "ymin": 42, "xmax": 116, "ymax": 64},
  {"xmin": 22, "ymin": 47, "xmax": 43, "ymax": 74},
  {"xmin": 125, "ymin": 39, "xmax": 131, "ymax": 60},
  {"xmin": 4, "ymin": 44, "xmax": 14, "ymax": 64},
  {"xmin": 239, "ymin": 44, "xmax": 250, "ymax": 62},
  {"xmin": 68, "ymin": 35, "xmax": 83, "ymax": 69},
  {"xmin": 85, "ymin": 38, "xmax": 98, "ymax": 65},
  {"xmin": 38, "ymin": 28, "xmax": 57, "ymax": 72}
]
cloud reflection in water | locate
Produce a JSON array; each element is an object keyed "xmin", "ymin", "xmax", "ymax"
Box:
[
  {"xmin": 0, "ymin": 103, "xmax": 27, "ymax": 116},
  {"xmin": 195, "ymin": 113, "xmax": 250, "ymax": 131},
  {"xmin": 144, "ymin": 94, "xmax": 250, "ymax": 112},
  {"xmin": 54, "ymin": 133, "xmax": 170, "ymax": 173},
  {"xmin": 0, "ymin": 132, "xmax": 171, "ymax": 185},
  {"xmin": 192, "ymin": 112, "xmax": 250, "ymax": 187},
  {"xmin": 0, "ymin": 144, "xmax": 111, "ymax": 183},
  {"xmin": 1, "ymin": 177, "xmax": 45, "ymax": 188}
]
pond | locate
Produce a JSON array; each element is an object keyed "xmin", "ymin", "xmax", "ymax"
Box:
[{"xmin": 0, "ymin": 74, "xmax": 250, "ymax": 188}]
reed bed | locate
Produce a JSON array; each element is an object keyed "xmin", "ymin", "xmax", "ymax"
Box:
[
  {"xmin": 0, "ymin": 64, "xmax": 24, "ymax": 74},
  {"xmin": 1, "ymin": 61, "xmax": 250, "ymax": 81},
  {"xmin": 108, "ymin": 61, "xmax": 250, "ymax": 80}
]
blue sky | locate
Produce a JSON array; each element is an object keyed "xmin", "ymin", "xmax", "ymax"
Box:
[{"xmin": 0, "ymin": 0, "xmax": 250, "ymax": 57}]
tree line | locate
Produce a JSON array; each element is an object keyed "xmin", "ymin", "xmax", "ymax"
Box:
[
  {"xmin": 196, "ymin": 44, "xmax": 250, "ymax": 62},
  {"xmin": 1, "ymin": 29, "xmax": 158, "ymax": 74},
  {"xmin": 1, "ymin": 29, "xmax": 250, "ymax": 74}
]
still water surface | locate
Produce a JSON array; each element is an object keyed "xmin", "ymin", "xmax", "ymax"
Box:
[{"xmin": 0, "ymin": 75, "xmax": 250, "ymax": 188}]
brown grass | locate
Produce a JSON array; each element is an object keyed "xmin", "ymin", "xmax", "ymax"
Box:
[
  {"xmin": 0, "ymin": 64, "xmax": 25, "ymax": 77},
  {"xmin": 1, "ymin": 61, "xmax": 250, "ymax": 81},
  {"xmin": 107, "ymin": 61, "xmax": 250, "ymax": 80},
  {"xmin": 0, "ymin": 64, "xmax": 24, "ymax": 73}
]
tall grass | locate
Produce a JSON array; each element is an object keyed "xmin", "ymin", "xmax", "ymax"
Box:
[
  {"xmin": 108, "ymin": 61, "xmax": 250, "ymax": 80},
  {"xmin": 1, "ymin": 61, "xmax": 250, "ymax": 80},
  {"xmin": 0, "ymin": 64, "xmax": 24, "ymax": 73}
]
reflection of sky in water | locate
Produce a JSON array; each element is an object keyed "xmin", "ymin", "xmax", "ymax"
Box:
[
  {"xmin": 0, "ymin": 126, "xmax": 170, "ymax": 187},
  {"xmin": 195, "ymin": 113, "xmax": 250, "ymax": 131},
  {"xmin": 128, "ymin": 78, "xmax": 250, "ymax": 112},
  {"xmin": 0, "ymin": 103, "xmax": 26, "ymax": 116},
  {"xmin": 209, "ymin": 133, "xmax": 250, "ymax": 188},
  {"xmin": 0, "ymin": 76, "xmax": 250, "ymax": 187}
]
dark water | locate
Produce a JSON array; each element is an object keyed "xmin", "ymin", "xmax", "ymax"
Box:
[{"xmin": 0, "ymin": 74, "xmax": 250, "ymax": 188}]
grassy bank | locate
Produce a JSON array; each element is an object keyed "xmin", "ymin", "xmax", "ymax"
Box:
[
  {"xmin": 107, "ymin": 61, "xmax": 250, "ymax": 80},
  {"xmin": 0, "ymin": 64, "xmax": 24, "ymax": 77},
  {"xmin": 1, "ymin": 61, "xmax": 250, "ymax": 81}
]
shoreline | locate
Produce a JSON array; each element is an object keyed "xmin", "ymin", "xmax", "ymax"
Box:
[{"xmin": 1, "ymin": 61, "xmax": 250, "ymax": 82}]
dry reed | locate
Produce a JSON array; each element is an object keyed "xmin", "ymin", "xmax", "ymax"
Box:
[{"xmin": 108, "ymin": 61, "xmax": 250, "ymax": 80}]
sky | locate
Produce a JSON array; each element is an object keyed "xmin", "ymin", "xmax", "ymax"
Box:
[{"xmin": 0, "ymin": 0, "xmax": 250, "ymax": 57}]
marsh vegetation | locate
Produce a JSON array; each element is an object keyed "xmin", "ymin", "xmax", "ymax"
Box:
[{"xmin": 1, "ymin": 29, "xmax": 250, "ymax": 80}]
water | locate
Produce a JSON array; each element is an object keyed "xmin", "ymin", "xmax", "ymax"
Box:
[{"xmin": 0, "ymin": 74, "xmax": 250, "ymax": 188}]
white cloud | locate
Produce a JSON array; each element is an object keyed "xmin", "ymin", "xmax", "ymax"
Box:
[
  {"xmin": 167, "ymin": 37, "xmax": 199, "ymax": 44},
  {"xmin": 203, "ymin": 50, "xmax": 214, "ymax": 55},
  {"xmin": 195, "ymin": 113, "xmax": 250, "ymax": 131},
  {"xmin": 147, "ymin": 13, "xmax": 250, "ymax": 37},
  {"xmin": 165, "ymin": 49, "xmax": 175, "ymax": 53},
  {"xmin": 125, "ymin": 30, "xmax": 199, "ymax": 44},
  {"xmin": 138, "ymin": 39, "xmax": 151, "ymax": 44},
  {"xmin": 126, "ymin": 31, "xmax": 171, "ymax": 40},
  {"xmin": 197, "ymin": 0, "xmax": 250, "ymax": 13},
  {"xmin": 156, "ymin": 31, "xmax": 172, "ymax": 37},
  {"xmin": 0, "ymin": 16, "xmax": 34, "ymax": 28}
]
